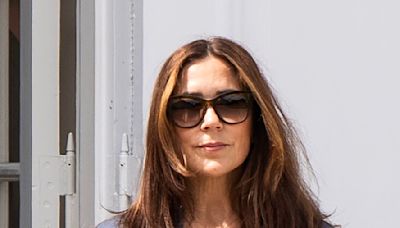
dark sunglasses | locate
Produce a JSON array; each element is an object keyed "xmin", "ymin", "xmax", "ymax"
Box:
[{"xmin": 168, "ymin": 91, "xmax": 252, "ymax": 128}]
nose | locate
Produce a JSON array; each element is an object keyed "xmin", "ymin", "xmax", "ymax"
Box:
[{"xmin": 200, "ymin": 107, "xmax": 223, "ymax": 131}]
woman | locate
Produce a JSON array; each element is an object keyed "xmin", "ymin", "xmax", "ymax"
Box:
[{"xmin": 99, "ymin": 37, "xmax": 335, "ymax": 228}]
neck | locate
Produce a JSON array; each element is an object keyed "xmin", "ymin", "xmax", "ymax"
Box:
[{"xmin": 185, "ymin": 175, "xmax": 240, "ymax": 228}]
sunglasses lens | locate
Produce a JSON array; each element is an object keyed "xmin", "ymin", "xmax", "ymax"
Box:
[
  {"xmin": 169, "ymin": 98, "xmax": 203, "ymax": 127},
  {"xmin": 168, "ymin": 91, "xmax": 251, "ymax": 128},
  {"xmin": 215, "ymin": 93, "xmax": 250, "ymax": 123}
]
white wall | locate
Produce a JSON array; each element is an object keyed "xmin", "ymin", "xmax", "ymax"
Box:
[
  {"xmin": 265, "ymin": 1, "xmax": 400, "ymax": 227},
  {"xmin": 143, "ymin": 1, "xmax": 400, "ymax": 227}
]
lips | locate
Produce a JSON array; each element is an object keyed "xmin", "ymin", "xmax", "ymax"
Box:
[{"xmin": 198, "ymin": 142, "xmax": 228, "ymax": 151}]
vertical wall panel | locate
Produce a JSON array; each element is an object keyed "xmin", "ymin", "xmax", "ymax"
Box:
[
  {"xmin": 31, "ymin": 0, "xmax": 61, "ymax": 227},
  {"xmin": 77, "ymin": 0, "xmax": 96, "ymax": 226},
  {"xmin": 0, "ymin": 0, "xmax": 10, "ymax": 227},
  {"xmin": 95, "ymin": 0, "xmax": 143, "ymax": 223},
  {"xmin": 20, "ymin": 0, "xmax": 33, "ymax": 225}
]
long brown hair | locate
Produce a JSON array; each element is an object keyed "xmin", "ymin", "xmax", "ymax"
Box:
[{"xmin": 121, "ymin": 37, "xmax": 330, "ymax": 227}]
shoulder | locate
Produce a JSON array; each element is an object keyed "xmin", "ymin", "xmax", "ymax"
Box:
[
  {"xmin": 322, "ymin": 220, "xmax": 335, "ymax": 228},
  {"xmin": 96, "ymin": 216, "xmax": 121, "ymax": 228}
]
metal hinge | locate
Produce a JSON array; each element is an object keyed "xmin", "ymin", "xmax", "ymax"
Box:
[
  {"xmin": 102, "ymin": 133, "xmax": 136, "ymax": 212},
  {"xmin": 39, "ymin": 132, "xmax": 76, "ymax": 197},
  {"xmin": 37, "ymin": 132, "xmax": 77, "ymax": 228},
  {"xmin": 60, "ymin": 132, "xmax": 76, "ymax": 196},
  {"xmin": 117, "ymin": 133, "xmax": 130, "ymax": 207}
]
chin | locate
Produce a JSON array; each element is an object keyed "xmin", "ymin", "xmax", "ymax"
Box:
[{"xmin": 195, "ymin": 162, "xmax": 238, "ymax": 178}]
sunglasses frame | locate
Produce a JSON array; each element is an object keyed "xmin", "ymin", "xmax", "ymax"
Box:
[{"xmin": 168, "ymin": 90, "xmax": 253, "ymax": 128}]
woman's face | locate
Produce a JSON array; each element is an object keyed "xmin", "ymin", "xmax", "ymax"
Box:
[{"xmin": 174, "ymin": 56, "xmax": 252, "ymax": 177}]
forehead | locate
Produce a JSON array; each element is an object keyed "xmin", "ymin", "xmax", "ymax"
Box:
[{"xmin": 177, "ymin": 57, "xmax": 241, "ymax": 97}]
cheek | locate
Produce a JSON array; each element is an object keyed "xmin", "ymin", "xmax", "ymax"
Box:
[
  {"xmin": 238, "ymin": 128, "xmax": 252, "ymax": 157},
  {"xmin": 232, "ymin": 120, "xmax": 253, "ymax": 159},
  {"xmin": 242, "ymin": 118, "xmax": 253, "ymax": 144},
  {"xmin": 175, "ymin": 128, "xmax": 195, "ymax": 150}
]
